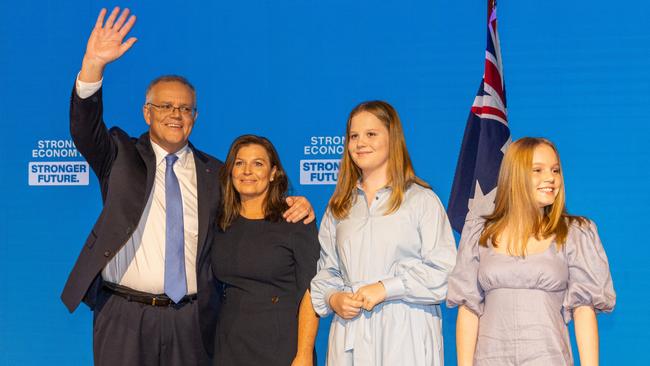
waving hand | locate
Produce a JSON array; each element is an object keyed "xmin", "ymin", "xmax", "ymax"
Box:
[{"xmin": 80, "ymin": 7, "xmax": 137, "ymax": 82}]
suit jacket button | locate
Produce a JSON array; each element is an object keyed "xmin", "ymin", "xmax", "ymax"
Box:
[
  {"xmin": 271, "ymin": 296, "xmax": 279, "ymax": 304},
  {"xmin": 103, "ymin": 250, "xmax": 111, "ymax": 257}
]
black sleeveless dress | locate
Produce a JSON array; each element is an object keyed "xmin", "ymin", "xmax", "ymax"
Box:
[{"xmin": 212, "ymin": 217, "xmax": 320, "ymax": 366}]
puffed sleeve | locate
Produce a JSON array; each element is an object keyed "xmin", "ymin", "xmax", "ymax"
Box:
[
  {"xmin": 562, "ymin": 219, "xmax": 616, "ymax": 323},
  {"xmin": 446, "ymin": 216, "xmax": 486, "ymax": 316},
  {"xmin": 310, "ymin": 209, "xmax": 345, "ymax": 317},
  {"xmin": 380, "ymin": 189, "xmax": 458, "ymax": 304},
  {"xmin": 291, "ymin": 221, "xmax": 321, "ymax": 306}
]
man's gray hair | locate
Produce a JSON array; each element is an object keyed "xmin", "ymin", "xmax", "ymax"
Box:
[{"xmin": 145, "ymin": 75, "xmax": 196, "ymax": 105}]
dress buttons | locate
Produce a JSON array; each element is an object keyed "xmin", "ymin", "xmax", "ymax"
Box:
[
  {"xmin": 271, "ymin": 296, "xmax": 280, "ymax": 304},
  {"xmin": 103, "ymin": 250, "xmax": 111, "ymax": 257}
]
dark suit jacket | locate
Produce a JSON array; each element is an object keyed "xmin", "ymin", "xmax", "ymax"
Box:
[{"xmin": 60, "ymin": 86, "xmax": 223, "ymax": 356}]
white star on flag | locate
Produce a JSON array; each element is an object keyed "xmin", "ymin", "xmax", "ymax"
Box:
[{"xmin": 467, "ymin": 180, "xmax": 497, "ymax": 221}]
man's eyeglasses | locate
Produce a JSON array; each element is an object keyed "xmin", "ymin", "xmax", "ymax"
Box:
[{"xmin": 147, "ymin": 103, "xmax": 197, "ymax": 117}]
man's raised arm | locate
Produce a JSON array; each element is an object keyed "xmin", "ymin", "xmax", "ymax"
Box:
[{"xmin": 71, "ymin": 7, "xmax": 137, "ymax": 185}]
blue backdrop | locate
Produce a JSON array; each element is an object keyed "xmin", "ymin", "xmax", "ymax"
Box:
[{"xmin": 1, "ymin": 0, "xmax": 648, "ymax": 365}]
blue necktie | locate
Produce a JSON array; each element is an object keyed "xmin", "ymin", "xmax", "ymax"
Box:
[{"xmin": 164, "ymin": 154, "xmax": 187, "ymax": 303}]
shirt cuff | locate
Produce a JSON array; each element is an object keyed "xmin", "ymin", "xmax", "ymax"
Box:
[
  {"xmin": 323, "ymin": 289, "xmax": 340, "ymax": 312},
  {"xmin": 76, "ymin": 72, "xmax": 103, "ymax": 99},
  {"xmin": 381, "ymin": 277, "xmax": 406, "ymax": 301}
]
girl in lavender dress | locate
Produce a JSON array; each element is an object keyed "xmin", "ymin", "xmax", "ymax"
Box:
[{"xmin": 447, "ymin": 137, "xmax": 616, "ymax": 366}]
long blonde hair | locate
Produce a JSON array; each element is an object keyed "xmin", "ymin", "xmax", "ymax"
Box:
[
  {"xmin": 479, "ymin": 137, "xmax": 585, "ymax": 255},
  {"xmin": 329, "ymin": 101, "xmax": 429, "ymax": 220}
]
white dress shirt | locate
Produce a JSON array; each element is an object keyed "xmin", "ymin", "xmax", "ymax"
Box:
[{"xmin": 76, "ymin": 77, "xmax": 199, "ymax": 295}]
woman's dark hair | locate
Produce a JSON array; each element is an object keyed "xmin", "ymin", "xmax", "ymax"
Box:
[{"xmin": 219, "ymin": 134, "xmax": 289, "ymax": 230}]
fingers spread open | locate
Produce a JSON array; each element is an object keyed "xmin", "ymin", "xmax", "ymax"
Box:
[
  {"xmin": 105, "ymin": 7, "xmax": 120, "ymax": 29},
  {"xmin": 118, "ymin": 37, "xmax": 138, "ymax": 57},
  {"xmin": 94, "ymin": 8, "xmax": 107, "ymax": 29},
  {"xmin": 112, "ymin": 8, "xmax": 130, "ymax": 31},
  {"xmin": 118, "ymin": 15, "xmax": 137, "ymax": 37}
]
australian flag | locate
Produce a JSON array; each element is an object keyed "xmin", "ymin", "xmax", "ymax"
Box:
[{"xmin": 447, "ymin": 0, "xmax": 511, "ymax": 233}]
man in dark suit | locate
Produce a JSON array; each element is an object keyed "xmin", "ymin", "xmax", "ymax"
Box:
[{"xmin": 61, "ymin": 7, "xmax": 313, "ymax": 366}]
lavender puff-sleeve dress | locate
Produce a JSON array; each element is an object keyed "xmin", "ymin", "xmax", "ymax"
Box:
[{"xmin": 447, "ymin": 216, "xmax": 616, "ymax": 366}]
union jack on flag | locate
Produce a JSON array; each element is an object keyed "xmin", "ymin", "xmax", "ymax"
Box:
[{"xmin": 447, "ymin": 0, "xmax": 511, "ymax": 233}]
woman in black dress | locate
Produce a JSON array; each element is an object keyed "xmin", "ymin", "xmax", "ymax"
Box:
[{"xmin": 212, "ymin": 135, "xmax": 320, "ymax": 366}]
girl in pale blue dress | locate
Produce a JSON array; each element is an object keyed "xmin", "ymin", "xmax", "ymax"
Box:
[
  {"xmin": 310, "ymin": 101, "xmax": 457, "ymax": 365},
  {"xmin": 447, "ymin": 137, "xmax": 615, "ymax": 366}
]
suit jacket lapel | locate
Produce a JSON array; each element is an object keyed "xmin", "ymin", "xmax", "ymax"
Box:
[
  {"xmin": 135, "ymin": 132, "xmax": 157, "ymax": 200},
  {"xmin": 192, "ymin": 145, "xmax": 216, "ymax": 261}
]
